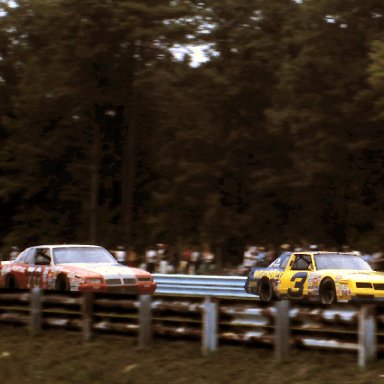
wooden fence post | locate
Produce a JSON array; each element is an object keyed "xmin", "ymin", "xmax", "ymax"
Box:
[
  {"xmin": 275, "ymin": 299, "xmax": 290, "ymax": 361},
  {"xmin": 358, "ymin": 305, "xmax": 377, "ymax": 369},
  {"xmin": 202, "ymin": 296, "xmax": 218, "ymax": 355},
  {"xmin": 81, "ymin": 291, "xmax": 94, "ymax": 342},
  {"xmin": 30, "ymin": 287, "xmax": 42, "ymax": 336},
  {"xmin": 139, "ymin": 294, "xmax": 152, "ymax": 348}
]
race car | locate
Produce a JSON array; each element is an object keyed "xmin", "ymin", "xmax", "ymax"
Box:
[
  {"xmin": 244, "ymin": 251, "xmax": 384, "ymax": 304},
  {"xmin": 0, "ymin": 244, "xmax": 157, "ymax": 294}
]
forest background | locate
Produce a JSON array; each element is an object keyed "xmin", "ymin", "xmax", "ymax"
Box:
[{"xmin": 1, "ymin": 0, "xmax": 384, "ymax": 264}]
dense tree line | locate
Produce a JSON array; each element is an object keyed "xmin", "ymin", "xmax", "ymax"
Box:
[{"xmin": 1, "ymin": 0, "xmax": 384, "ymax": 262}]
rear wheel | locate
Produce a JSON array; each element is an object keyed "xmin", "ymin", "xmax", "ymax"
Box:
[
  {"xmin": 319, "ymin": 278, "xmax": 336, "ymax": 305},
  {"xmin": 258, "ymin": 278, "xmax": 273, "ymax": 303},
  {"xmin": 55, "ymin": 274, "xmax": 69, "ymax": 291},
  {"xmin": 5, "ymin": 275, "xmax": 18, "ymax": 290}
]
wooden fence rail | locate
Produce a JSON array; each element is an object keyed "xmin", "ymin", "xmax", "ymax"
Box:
[{"xmin": 0, "ymin": 288, "xmax": 380, "ymax": 368}]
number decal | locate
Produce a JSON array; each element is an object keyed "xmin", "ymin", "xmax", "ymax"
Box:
[
  {"xmin": 288, "ymin": 272, "xmax": 307, "ymax": 298},
  {"xmin": 26, "ymin": 267, "xmax": 42, "ymax": 288}
]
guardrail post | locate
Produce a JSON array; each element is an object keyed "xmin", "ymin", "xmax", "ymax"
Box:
[
  {"xmin": 139, "ymin": 295, "xmax": 152, "ymax": 348},
  {"xmin": 358, "ymin": 305, "xmax": 377, "ymax": 368},
  {"xmin": 275, "ymin": 300, "xmax": 290, "ymax": 361},
  {"xmin": 81, "ymin": 291, "xmax": 94, "ymax": 342},
  {"xmin": 30, "ymin": 287, "xmax": 42, "ymax": 336},
  {"xmin": 202, "ymin": 296, "xmax": 218, "ymax": 355}
]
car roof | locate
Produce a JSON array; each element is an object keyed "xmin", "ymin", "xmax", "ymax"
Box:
[
  {"xmin": 31, "ymin": 244, "xmax": 101, "ymax": 249},
  {"xmin": 293, "ymin": 251, "xmax": 358, "ymax": 256}
]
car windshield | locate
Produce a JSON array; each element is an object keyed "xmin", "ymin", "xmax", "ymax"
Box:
[
  {"xmin": 314, "ymin": 254, "xmax": 372, "ymax": 271},
  {"xmin": 53, "ymin": 247, "xmax": 117, "ymax": 264}
]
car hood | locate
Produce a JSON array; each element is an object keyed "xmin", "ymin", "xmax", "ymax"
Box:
[
  {"xmin": 58, "ymin": 263, "xmax": 137, "ymax": 279},
  {"xmin": 320, "ymin": 270, "xmax": 384, "ymax": 283}
]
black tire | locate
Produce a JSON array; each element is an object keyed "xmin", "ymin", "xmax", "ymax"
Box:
[
  {"xmin": 5, "ymin": 275, "xmax": 18, "ymax": 290},
  {"xmin": 55, "ymin": 274, "xmax": 69, "ymax": 291},
  {"xmin": 319, "ymin": 278, "xmax": 336, "ymax": 305},
  {"xmin": 258, "ymin": 278, "xmax": 273, "ymax": 303}
]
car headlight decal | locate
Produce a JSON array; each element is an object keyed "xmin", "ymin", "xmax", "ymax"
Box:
[{"xmin": 85, "ymin": 278, "xmax": 103, "ymax": 284}]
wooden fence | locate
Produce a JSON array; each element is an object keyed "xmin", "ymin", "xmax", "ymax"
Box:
[{"xmin": 0, "ymin": 288, "xmax": 381, "ymax": 368}]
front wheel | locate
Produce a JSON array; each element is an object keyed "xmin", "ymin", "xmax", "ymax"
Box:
[
  {"xmin": 258, "ymin": 278, "xmax": 274, "ymax": 303},
  {"xmin": 319, "ymin": 278, "xmax": 336, "ymax": 305},
  {"xmin": 55, "ymin": 275, "xmax": 69, "ymax": 291}
]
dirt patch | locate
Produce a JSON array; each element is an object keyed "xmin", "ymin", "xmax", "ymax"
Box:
[{"xmin": 0, "ymin": 325, "xmax": 382, "ymax": 384}]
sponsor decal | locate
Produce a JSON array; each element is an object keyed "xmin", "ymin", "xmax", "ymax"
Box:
[
  {"xmin": 272, "ymin": 277, "xmax": 282, "ymax": 290},
  {"xmin": 47, "ymin": 277, "xmax": 55, "ymax": 289},
  {"xmin": 305, "ymin": 273, "xmax": 321, "ymax": 296},
  {"xmin": 26, "ymin": 267, "xmax": 41, "ymax": 288}
]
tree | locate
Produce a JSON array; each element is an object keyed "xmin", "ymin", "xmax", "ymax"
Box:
[
  {"xmin": 0, "ymin": 0, "xmax": 199, "ymax": 250},
  {"xmin": 266, "ymin": 0, "xmax": 384, "ymax": 247}
]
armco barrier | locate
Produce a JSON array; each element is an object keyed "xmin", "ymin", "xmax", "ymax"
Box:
[
  {"xmin": 0, "ymin": 274, "xmax": 382, "ymax": 368},
  {"xmin": 153, "ymin": 274, "xmax": 254, "ymax": 298}
]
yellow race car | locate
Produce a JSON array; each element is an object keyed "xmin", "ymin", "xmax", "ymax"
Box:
[{"xmin": 244, "ymin": 251, "xmax": 384, "ymax": 304}]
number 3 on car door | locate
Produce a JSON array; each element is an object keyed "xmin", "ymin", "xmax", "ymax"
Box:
[{"xmin": 288, "ymin": 272, "xmax": 308, "ymax": 298}]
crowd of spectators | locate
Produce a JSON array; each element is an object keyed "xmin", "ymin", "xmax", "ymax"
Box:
[
  {"xmin": 110, "ymin": 242, "xmax": 384, "ymax": 275},
  {"xmin": 110, "ymin": 243, "xmax": 217, "ymax": 275}
]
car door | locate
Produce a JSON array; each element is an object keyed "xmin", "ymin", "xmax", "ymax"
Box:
[
  {"xmin": 11, "ymin": 248, "xmax": 34, "ymax": 288},
  {"xmin": 279, "ymin": 253, "xmax": 314, "ymax": 299},
  {"xmin": 26, "ymin": 248, "xmax": 52, "ymax": 289}
]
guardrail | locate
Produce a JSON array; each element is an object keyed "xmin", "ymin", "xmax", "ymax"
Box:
[
  {"xmin": 152, "ymin": 273, "xmax": 376, "ymax": 364},
  {"xmin": 0, "ymin": 275, "xmax": 382, "ymax": 368},
  {"xmin": 153, "ymin": 274, "xmax": 253, "ymax": 298}
]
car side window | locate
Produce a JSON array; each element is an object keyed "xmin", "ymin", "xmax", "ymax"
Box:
[
  {"xmin": 291, "ymin": 255, "xmax": 312, "ymax": 271},
  {"xmin": 33, "ymin": 248, "xmax": 52, "ymax": 266}
]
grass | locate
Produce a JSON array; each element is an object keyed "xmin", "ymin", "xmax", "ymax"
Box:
[{"xmin": 0, "ymin": 325, "xmax": 384, "ymax": 384}]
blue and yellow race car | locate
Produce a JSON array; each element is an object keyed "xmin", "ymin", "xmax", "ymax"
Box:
[{"xmin": 244, "ymin": 251, "xmax": 384, "ymax": 304}]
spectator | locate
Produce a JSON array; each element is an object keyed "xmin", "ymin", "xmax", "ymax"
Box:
[
  {"xmin": 145, "ymin": 246, "xmax": 157, "ymax": 273},
  {"xmin": 9, "ymin": 246, "xmax": 20, "ymax": 261},
  {"xmin": 265, "ymin": 249, "xmax": 277, "ymax": 265},
  {"xmin": 179, "ymin": 248, "xmax": 191, "ymax": 274},
  {"xmin": 126, "ymin": 246, "xmax": 138, "ymax": 267},
  {"xmin": 157, "ymin": 243, "xmax": 170, "ymax": 273},
  {"xmin": 168, "ymin": 248, "xmax": 179, "ymax": 273},
  {"xmin": 190, "ymin": 249, "xmax": 201, "ymax": 274},
  {"xmin": 370, "ymin": 248, "xmax": 384, "ymax": 271},
  {"xmin": 243, "ymin": 245, "xmax": 258, "ymax": 269},
  {"xmin": 255, "ymin": 246, "xmax": 268, "ymax": 266},
  {"xmin": 279, "ymin": 244, "xmax": 292, "ymax": 260},
  {"xmin": 114, "ymin": 245, "xmax": 127, "ymax": 265},
  {"xmin": 201, "ymin": 244, "xmax": 215, "ymax": 274}
]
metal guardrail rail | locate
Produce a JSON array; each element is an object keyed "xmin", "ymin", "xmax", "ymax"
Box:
[
  {"xmin": 153, "ymin": 273, "xmax": 255, "ymax": 298},
  {"xmin": 153, "ymin": 273, "xmax": 382, "ymax": 363}
]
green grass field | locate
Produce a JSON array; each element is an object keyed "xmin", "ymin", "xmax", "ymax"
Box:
[{"xmin": 0, "ymin": 325, "xmax": 383, "ymax": 384}]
